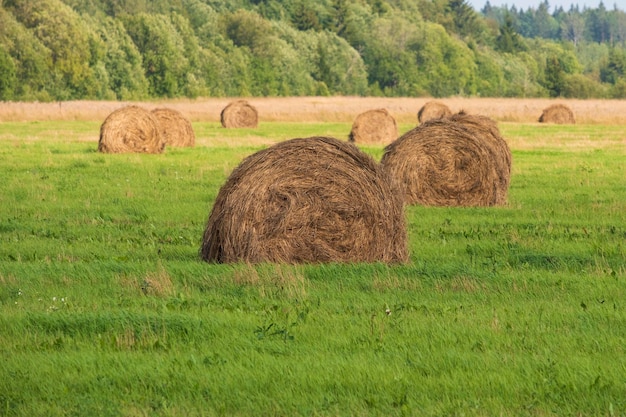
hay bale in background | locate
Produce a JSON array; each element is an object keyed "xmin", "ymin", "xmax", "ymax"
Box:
[
  {"xmin": 98, "ymin": 105, "xmax": 165, "ymax": 154},
  {"xmin": 201, "ymin": 136, "xmax": 408, "ymax": 264},
  {"xmin": 447, "ymin": 111, "xmax": 511, "ymax": 204},
  {"xmin": 381, "ymin": 116, "xmax": 508, "ymax": 207},
  {"xmin": 417, "ymin": 101, "xmax": 452, "ymax": 123},
  {"xmin": 151, "ymin": 108, "xmax": 195, "ymax": 147},
  {"xmin": 220, "ymin": 100, "xmax": 258, "ymax": 128},
  {"xmin": 538, "ymin": 104, "xmax": 576, "ymax": 124},
  {"xmin": 348, "ymin": 108, "xmax": 398, "ymax": 145}
]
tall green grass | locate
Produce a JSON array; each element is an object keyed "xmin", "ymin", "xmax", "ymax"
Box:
[{"xmin": 0, "ymin": 121, "xmax": 624, "ymax": 416}]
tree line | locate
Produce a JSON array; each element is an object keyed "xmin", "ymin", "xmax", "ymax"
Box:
[{"xmin": 0, "ymin": 0, "xmax": 625, "ymax": 101}]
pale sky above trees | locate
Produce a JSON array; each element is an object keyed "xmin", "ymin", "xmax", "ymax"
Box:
[{"xmin": 468, "ymin": 0, "xmax": 618, "ymax": 12}]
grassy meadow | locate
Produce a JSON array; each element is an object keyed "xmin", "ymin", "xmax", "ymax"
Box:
[{"xmin": 0, "ymin": 109, "xmax": 625, "ymax": 416}]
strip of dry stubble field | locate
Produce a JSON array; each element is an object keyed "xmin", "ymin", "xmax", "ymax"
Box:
[{"xmin": 1, "ymin": 97, "xmax": 626, "ymax": 124}]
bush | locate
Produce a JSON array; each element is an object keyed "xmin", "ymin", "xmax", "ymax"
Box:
[
  {"xmin": 562, "ymin": 73, "xmax": 606, "ymax": 98},
  {"xmin": 610, "ymin": 78, "xmax": 626, "ymax": 99}
]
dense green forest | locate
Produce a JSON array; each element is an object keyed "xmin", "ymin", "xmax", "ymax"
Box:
[{"xmin": 0, "ymin": 0, "xmax": 625, "ymax": 101}]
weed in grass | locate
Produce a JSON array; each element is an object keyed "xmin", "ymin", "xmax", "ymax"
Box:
[{"xmin": 254, "ymin": 305, "xmax": 304, "ymax": 343}]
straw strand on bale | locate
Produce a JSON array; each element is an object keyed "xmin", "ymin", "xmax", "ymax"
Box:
[
  {"xmin": 201, "ymin": 136, "xmax": 408, "ymax": 264},
  {"xmin": 220, "ymin": 100, "xmax": 259, "ymax": 128},
  {"xmin": 417, "ymin": 101, "xmax": 452, "ymax": 123},
  {"xmin": 98, "ymin": 105, "xmax": 165, "ymax": 154},
  {"xmin": 348, "ymin": 108, "xmax": 398, "ymax": 145},
  {"xmin": 151, "ymin": 108, "xmax": 195, "ymax": 147},
  {"xmin": 381, "ymin": 116, "xmax": 509, "ymax": 207},
  {"xmin": 538, "ymin": 103, "xmax": 576, "ymax": 124}
]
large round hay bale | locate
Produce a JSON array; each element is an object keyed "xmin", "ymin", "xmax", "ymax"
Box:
[
  {"xmin": 220, "ymin": 100, "xmax": 258, "ymax": 128},
  {"xmin": 538, "ymin": 104, "xmax": 575, "ymax": 124},
  {"xmin": 417, "ymin": 101, "xmax": 452, "ymax": 123},
  {"xmin": 151, "ymin": 108, "xmax": 195, "ymax": 147},
  {"xmin": 447, "ymin": 111, "xmax": 511, "ymax": 203},
  {"xmin": 98, "ymin": 105, "xmax": 165, "ymax": 154},
  {"xmin": 348, "ymin": 108, "xmax": 398, "ymax": 145},
  {"xmin": 201, "ymin": 136, "xmax": 408, "ymax": 264},
  {"xmin": 380, "ymin": 116, "xmax": 508, "ymax": 207}
]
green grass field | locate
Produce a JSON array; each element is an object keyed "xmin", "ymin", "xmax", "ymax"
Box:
[{"xmin": 0, "ymin": 120, "xmax": 625, "ymax": 416}]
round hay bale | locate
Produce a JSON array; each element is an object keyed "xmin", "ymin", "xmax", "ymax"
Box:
[
  {"xmin": 220, "ymin": 100, "xmax": 258, "ymax": 128},
  {"xmin": 380, "ymin": 116, "xmax": 508, "ymax": 207},
  {"xmin": 538, "ymin": 104, "xmax": 576, "ymax": 124},
  {"xmin": 151, "ymin": 107, "xmax": 195, "ymax": 147},
  {"xmin": 200, "ymin": 136, "xmax": 408, "ymax": 264},
  {"xmin": 348, "ymin": 108, "xmax": 398, "ymax": 145},
  {"xmin": 417, "ymin": 101, "xmax": 452, "ymax": 123},
  {"xmin": 447, "ymin": 111, "xmax": 512, "ymax": 204},
  {"xmin": 98, "ymin": 105, "xmax": 165, "ymax": 154}
]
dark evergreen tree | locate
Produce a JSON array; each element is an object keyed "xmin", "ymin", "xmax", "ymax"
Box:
[
  {"xmin": 447, "ymin": 0, "xmax": 481, "ymax": 38},
  {"xmin": 586, "ymin": 2, "xmax": 610, "ymax": 43},
  {"xmin": 331, "ymin": 0, "xmax": 349, "ymax": 36},
  {"xmin": 544, "ymin": 55, "xmax": 565, "ymax": 97},
  {"xmin": 600, "ymin": 47, "xmax": 626, "ymax": 84},
  {"xmin": 367, "ymin": 0, "xmax": 390, "ymax": 16},
  {"xmin": 292, "ymin": 2, "xmax": 321, "ymax": 31},
  {"xmin": 533, "ymin": 1, "xmax": 559, "ymax": 39},
  {"xmin": 496, "ymin": 14, "xmax": 525, "ymax": 53}
]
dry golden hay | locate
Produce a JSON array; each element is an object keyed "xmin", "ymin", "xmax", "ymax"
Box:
[
  {"xmin": 417, "ymin": 101, "xmax": 452, "ymax": 123},
  {"xmin": 98, "ymin": 105, "xmax": 165, "ymax": 154},
  {"xmin": 200, "ymin": 136, "xmax": 409, "ymax": 264},
  {"xmin": 220, "ymin": 100, "xmax": 259, "ymax": 128},
  {"xmin": 151, "ymin": 107, "xmax": 195, "ymax": 147},
  {"xmin": 380, "ymin": 115, "xmax": 510, "ymax": 207},
  {"xmin": 447, "ymin": 111, "xmax": 512, "ymax": 203},
  {"xmin": 538, "ymin": 103, "xmax": 576, "ymax": 124},
  {"xmin": 348, "ymin": 108, "xmax": 398, "ymax": 144}
]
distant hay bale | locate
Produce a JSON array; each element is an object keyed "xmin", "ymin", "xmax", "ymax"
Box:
[
  {"xmin": 151, "ymin": 108, "xmax": 195, "ymax": 147},
  {"xmin": 201, "ymin": 136, "xmax": 408, "ymax": 264},
  {"xmin": 417, "ymin": 101, "xmax": 452, "ymax": 123},
  {"xmin": 538, "ymin": 104, "xmax": 576, "ymax": 124},
  {"xmin": 98, "ymin": 105, "xmax": 165, "ymax": 154},
  {"xmin": 220, "ymin": 100, "xmax": 258, "ymax": 128},
  {"xmin": 348, "ymin": 108, "xmax": 398, "ymax": 144},
  {"xmin": 381, "ymin": 115, "xmax": 510, "ymax": 207}
]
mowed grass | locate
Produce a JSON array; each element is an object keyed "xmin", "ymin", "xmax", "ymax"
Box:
[{"xmin": 0, "ymin": 120, "xmax": 625, "ymax": 417}]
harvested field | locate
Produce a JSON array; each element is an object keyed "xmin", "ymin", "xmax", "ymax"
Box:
[{"xmin": 2, "ymin": 97, "xmax": 626, "ymax": 124}]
